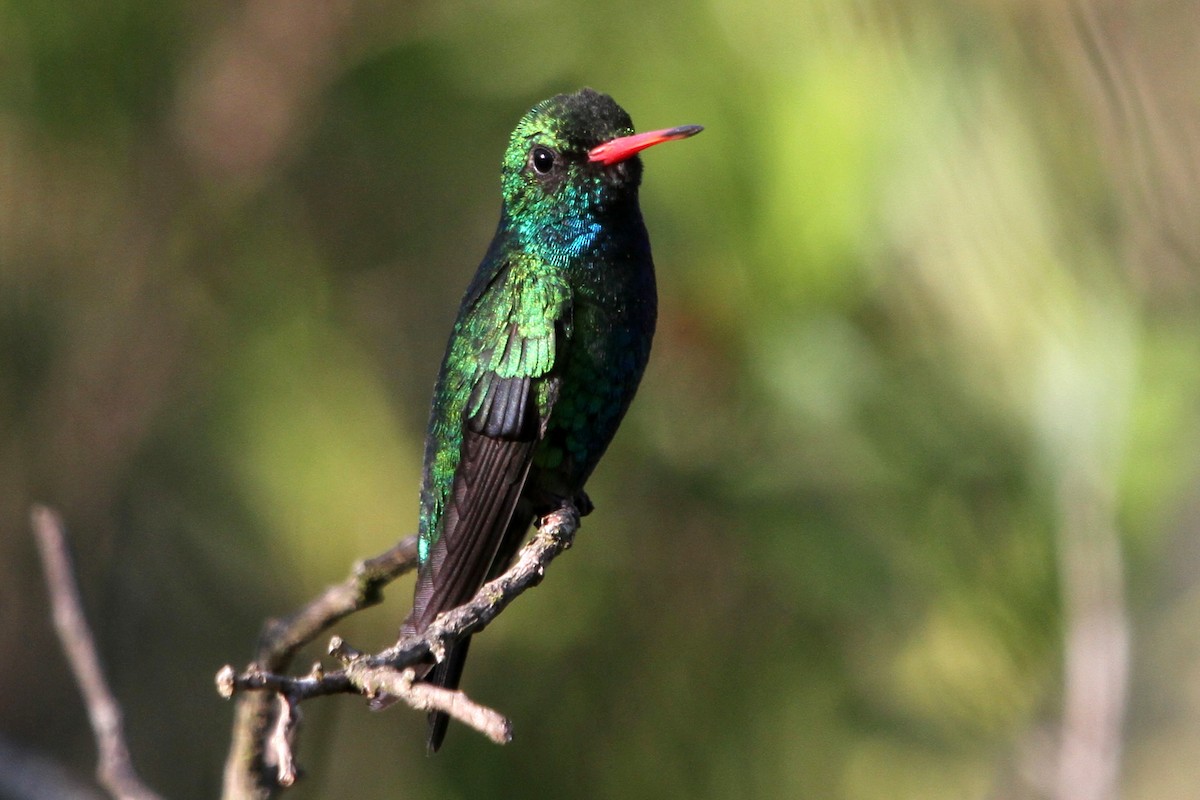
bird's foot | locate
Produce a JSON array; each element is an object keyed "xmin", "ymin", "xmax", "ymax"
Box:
[{"xmin": 534, "ymin": 493, "xmax": 591, "ymax": 531}]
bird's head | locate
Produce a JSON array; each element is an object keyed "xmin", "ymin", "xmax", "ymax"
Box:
[{"xmin": 499, "ymin": 88, "xmax": 701, "ymax": 242}]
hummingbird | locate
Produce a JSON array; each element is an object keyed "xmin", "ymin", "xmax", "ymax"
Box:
[{"xmin": 403, "ymin": 88, "xmax": 701, "ymax": 752}]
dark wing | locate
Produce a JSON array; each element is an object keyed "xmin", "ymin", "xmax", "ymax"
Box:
[
  {"xmin": 407, "ymin": 261, "xmax": 571, "ymax": 751},
  {"xmin": 409, "ymin": 367, "xmax": 542, "ymax": 631},
  {"xmin": 413, "ymin": 364, "xmax": 545, "ymax": 753}
]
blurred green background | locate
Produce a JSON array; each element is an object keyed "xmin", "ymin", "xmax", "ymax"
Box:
[{"xmin": 2, "ymin": 0, "xmax": 1198, "ymax": 798}]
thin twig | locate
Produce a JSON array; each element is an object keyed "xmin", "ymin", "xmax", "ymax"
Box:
[
  {"xmin": 346, "ymin": 665, "xmax": 511, "ymax": 745},
  {"xmin": 370, "ymin": 504, "xmax": 579, "ymax": 670},
  {"xmin": 29, "ymin": 505, "xmax": 164, "ymax": 800},
  {"xmin": 222, "ymin": 535, "xmax": 419, "ymax": 800},
  {"xmin": 266, "ymin": 695, "xmax": 299, "ymax": 788},
  {"xmin": 220, "ymin": 504, "xmax": 579, "ymax": 796},
  {"xmin": 258, "ymin": 538, "xmax": 421, "ymax": 668}
]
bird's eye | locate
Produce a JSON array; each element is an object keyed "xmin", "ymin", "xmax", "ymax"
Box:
[{"xmin": 531, "ymin": 147, "xmax": 556, "ymax": 174}]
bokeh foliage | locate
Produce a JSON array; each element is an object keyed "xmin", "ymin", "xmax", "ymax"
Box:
[{"xmin": 2, "ymin": 1, "xmax": 1198, "ymax": 798}]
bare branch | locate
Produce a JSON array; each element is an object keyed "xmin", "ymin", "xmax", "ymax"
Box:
[
  {"xmin": 29, "ymin": 505, "xmax": 164, "ymax": 800},
  {"xmin": 220, "ymin": 503, "xmax": 580, "ymax": 796},
  {"xmin": 370, "ymin": 504, "xmax": 579, "ymax": 670},
  {"xmin": 347, "ymin": 666, "xmax": 511, "ymax": 745},
  {"xmin": 222, "ymin": 535, "xmax": 419, "ymax": 800},
  {"xmin": 259, "ymin": 536, "xmax": 422, "ymax": 670},
  {"xmin": 266, "ymin": 696, "xmax": 299, "ymax": 788}
]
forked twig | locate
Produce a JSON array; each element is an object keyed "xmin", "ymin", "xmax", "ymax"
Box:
[{"xmin": 220, "ymin": 504, "xmax": 580, "ymax": 798}]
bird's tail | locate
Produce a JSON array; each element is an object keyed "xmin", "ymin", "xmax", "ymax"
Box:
[
  {"xmin": 425, "ymin": 635, "xmax": 472, "ymax": 753},
  {"xmin": 410, "ymin": 507, "xmax": 534, "ymax": 752}
]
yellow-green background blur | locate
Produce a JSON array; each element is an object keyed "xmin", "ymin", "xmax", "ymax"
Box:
[{"xmin": 2, "ymin": 1, "xmax": 1198, "ymax": 798}]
